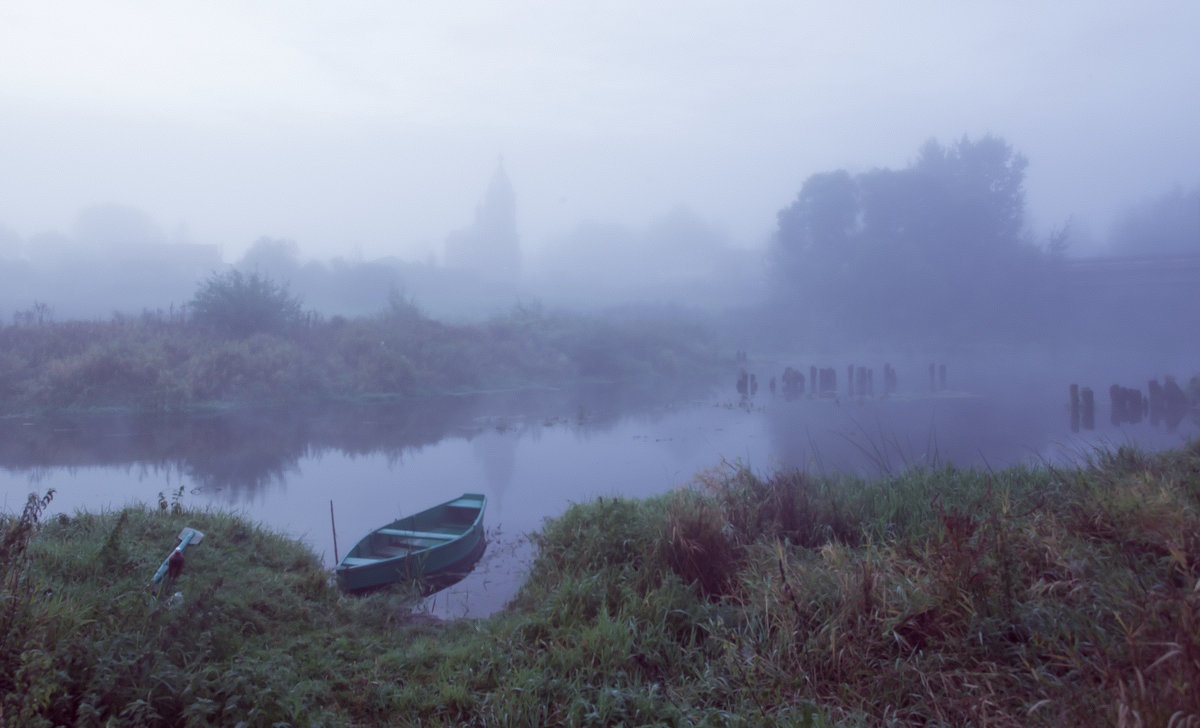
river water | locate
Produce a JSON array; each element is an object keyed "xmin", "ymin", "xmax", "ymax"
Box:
[{"xmin": 2, "ymin": 372, "xmax": 1196, "ymax": 617}]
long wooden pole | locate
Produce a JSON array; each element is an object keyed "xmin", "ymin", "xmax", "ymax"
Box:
[{"xmin": 330, "ymin": 500, "xmax": 339, "ymax": 564}]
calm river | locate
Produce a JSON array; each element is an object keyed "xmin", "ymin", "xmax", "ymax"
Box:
[{"xmin": 2, "ymin": 369, "xmax": 1196, "ymax": 617}]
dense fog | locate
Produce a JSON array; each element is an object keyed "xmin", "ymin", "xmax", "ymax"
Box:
[
  {"xmin": 2, "ymin": 145, "xmax": 1195, "ymax": 368},
  {"xmin": 1, "ymin": 2, "xmax": 1198, "ymax": 363}
]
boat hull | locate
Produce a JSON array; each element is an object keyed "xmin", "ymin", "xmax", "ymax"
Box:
[{"xmin": 335, "ymin": 493, "xmax": 487, "ymax": 593}]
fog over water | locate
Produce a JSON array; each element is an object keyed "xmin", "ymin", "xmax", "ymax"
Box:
[{"xmin": 2, "ymin": 3, "xmax": 1199, "ymax": 614}]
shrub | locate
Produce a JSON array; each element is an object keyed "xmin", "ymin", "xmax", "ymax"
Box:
[{"xmin": 189, "ymin": 270, "xmax": 303, "ymax": 337}]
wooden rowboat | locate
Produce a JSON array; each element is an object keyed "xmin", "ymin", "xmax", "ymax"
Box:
[{"xmin": 335, "ymin": 493, "xmax": 487, "ymax": 592}]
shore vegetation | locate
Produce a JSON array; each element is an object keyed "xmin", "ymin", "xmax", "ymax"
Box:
[
  {"xmin": 3, "ymin": 440, "xmax": 1199, "ymax": 726},
  {"xmin": 0, "ymin": 286, "xmax": 720, "ymax": 415}
]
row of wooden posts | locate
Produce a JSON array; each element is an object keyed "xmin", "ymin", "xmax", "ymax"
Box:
[
  {"xmin": 1069, "ymin": 376, "xmax": 1189, "ymax": 432},
  {"xmin": 733, "ymin": 354, "xmax": 949, "ymax": 400}
]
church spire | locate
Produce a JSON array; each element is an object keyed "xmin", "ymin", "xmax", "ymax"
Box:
[{"xmin": 443, "ymin": 158, "xmax": 521, "ymax": 283}]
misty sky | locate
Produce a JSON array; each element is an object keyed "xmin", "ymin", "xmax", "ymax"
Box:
[{"xmin": 2, "ymin": 1, "xmax": 1198, "ymax": 263}]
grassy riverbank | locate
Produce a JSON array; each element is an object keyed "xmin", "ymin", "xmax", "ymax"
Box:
[
  {"xmin": 4, "ymin": 442, "xmax": 1199, "ymax": 726},
  {"xmin": 0, "ymin": 300, "xmax": 721, "ymax": 415}
]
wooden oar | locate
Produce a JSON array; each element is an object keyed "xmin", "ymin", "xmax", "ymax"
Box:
[{"xmin": 150, "ymin": 527, "xmax": 206, "ymax": 586}]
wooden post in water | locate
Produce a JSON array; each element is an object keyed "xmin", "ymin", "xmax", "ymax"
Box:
[
  {"xmin": 1148, "ymin": 378, "xmax": 1163, "ymax": 426},
  {"xmin": 1080, "ymin": 386, "xmax": 1095, "ymax": 430},
  {"xmin": 883, "ymin": 363, "xmax": 897, "ymax": 396},
  {"xmin": 1070, "ymin": 383, "xmax": 1080, "ymax": 433},
  {"xmin": 821, "ymin": 367, "xmax": 837, "ymax": 397}
]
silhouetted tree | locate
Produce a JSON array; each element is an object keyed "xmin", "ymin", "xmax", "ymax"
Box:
[
  {"xmin": 770, "ymin": 170, "xmax": 861, "ymax": 329},
  {"xmin": 770, "ymin": 135, "xmax": 1042, "ymax": 345},
  {"xmin": 776, "ymin": 170, "xmax": 859, "ymax": 256},
  {"xmin": 189, "ymin": 269, "xmax": 303, "ymax": 337}
]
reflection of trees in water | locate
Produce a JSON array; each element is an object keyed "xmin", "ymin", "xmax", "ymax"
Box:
[
  {"xmin": 763, "ymin": 396, "xmax": 1063, "ymax": 476},
  {"xmin": 181, "ymin": 414, "xmax": 302, "ymax": 501},
  {"xmin": 473, "ymin": 432, "xmax": 516, "ymax": 505},
  {"xmin": 763, "ymin": 387, "xmax": 1200, "ymax": 476},
  {"xmin": 0, "ymin": 378, "xmax": 718, "ymax": 498},
  {"xmin": 0, "ymin": 401, "xmax": 477, "ymax": 499}
]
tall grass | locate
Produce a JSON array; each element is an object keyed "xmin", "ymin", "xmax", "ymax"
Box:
[
  {"xmin": 0, "ymin": 304, "xmax": 722, "ymax": 415},
  {"xmin": 503, "ymin": 445, "xmax": 1200, "ymax": 725},
  {"xmin": 691, "ymin": 445, "xmax": 1200, "ymax": 725},
  {"xmin": 0, "ymin": 500, "xmax": 363, "ymax": 726},
  {"xmin": 5, "ymin": 441, "xmax": 1199, "ymax": 725}
]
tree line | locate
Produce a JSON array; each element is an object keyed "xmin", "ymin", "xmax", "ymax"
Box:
[
  {"xmin": 768, "ymin": 135, "xmax": 1054, "ymax": 347},
  {"xmin": 766, "ymin": 134, "xmax": 1200, "ymax": 352}
]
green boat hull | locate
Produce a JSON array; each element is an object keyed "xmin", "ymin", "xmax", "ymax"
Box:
[{"xmin": 335, "ymin": 493, "xmax": 487, "ymax": 592}]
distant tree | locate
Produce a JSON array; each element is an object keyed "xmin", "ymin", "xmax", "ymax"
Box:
[
  {"xmin": 856, "ymin": 136, "xmax": 1027, "ymax": 259},
  {"xmin": 770, "ymin": 134, "xmax": 1040, "ymax": 344},
  {"xmin": 1108, "ymin": 185, "xmax": 1200, "ymax": 257},
  {"xmin": 773, "ymin": 171, "xmax": 858, "ymax": 285},
  {"xmin": 771, "ymin": 170, "xmax": 862, "ymax": 328},
  {"xmin": 1045, "ymin": 217, "xmax": 1073, "ymax": 259},
  {"xmin": 189, "ymin": 269, "xmax": 303, "ymax": 337},
  {"xmin": 929, "ymin": 135, "xmax": 1026, "ymax": 252},
  {"xmin": 776, "ymin": 170, "xmax": 859, "ymax": 256},
  {"xmin": 0, "ymin": 222, "xmax": 23, "ymax": 260},
  {"xmin": 73, "ymin": 203, "xmax": 166, "ymax": 253},
  {"xmin": 239, "ymin": 237, "xmax": 301, "ymax": 277}
]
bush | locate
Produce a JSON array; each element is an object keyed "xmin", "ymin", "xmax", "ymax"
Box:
[{"xmin": 189, "ymin": 270, "xmax": 303, "ymax": 338}]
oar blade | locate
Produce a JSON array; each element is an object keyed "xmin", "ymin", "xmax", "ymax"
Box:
[{"xmin": 178, "ymin": 527, "xmax": 205, "ymax": 546}]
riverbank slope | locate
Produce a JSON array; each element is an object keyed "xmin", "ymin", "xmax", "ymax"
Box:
[{"xmin": 3, "ymin": 441, "xmax": 1199, "ymax": 726}]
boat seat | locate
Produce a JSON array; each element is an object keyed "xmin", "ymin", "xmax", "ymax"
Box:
[
  {"xmin": 378, "ymin": 528, "xmax": 456, "ymax": 540},
  {"xmin": 446, "ymin": 498, "xmax": 482, "ymax": 508},
  {"xmin": 339, "ymin": 557, "xmax": 378, "ymax": 566}
]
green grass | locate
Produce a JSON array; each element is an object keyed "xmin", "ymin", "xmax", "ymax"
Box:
[
  {"xmin": 4, "ymin": 440, "xmax": 1200, "ymax": 726},
  {"xmin": 0, "ymin": 304, "xmax": 723, "ymax": 415}
]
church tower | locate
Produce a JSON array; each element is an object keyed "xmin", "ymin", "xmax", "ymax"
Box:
[{"xmin": 444, "ymin": 159, "xmax": 521, "ymax": 284}]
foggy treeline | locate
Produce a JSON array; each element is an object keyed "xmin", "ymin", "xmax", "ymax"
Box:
[
  {"xmin": 762, "ymin": 135, "xmax": 1200, "ymax": 354},
  {"xmin": 0, "ymin": 134, "xmax": 1197, "ymax": 356},
  {"xmin": 0, "ymin": 207, "xmax": 757, "ymax": 324},
  {"xmin": 758, "ymin": 135, "xmax": 1200, "ymax": 355}
]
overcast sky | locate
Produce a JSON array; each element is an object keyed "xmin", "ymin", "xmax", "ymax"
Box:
[{"xmin": 2, "ymin": 1, "xmax": 1198, "ymax": 262}]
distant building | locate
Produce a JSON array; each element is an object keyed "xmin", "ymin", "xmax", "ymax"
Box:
[{"xmin": 443, "ymin": 159, "xmax": 521, "ymax": 284}]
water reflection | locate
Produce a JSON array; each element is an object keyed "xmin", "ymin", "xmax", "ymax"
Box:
[
  {"xmin": 0, "ymin": 385, "xmax": 677, "ymax": 498},
  {"xmin": 1, "ymin": 377, "xmax": 1195, "ymax": 618},
  {"xmin": 345, "ymin": 537, "xmax": 489, "ymax": 599},
  {"xmin": 474, "ymin": 432, "xmax": 517, "ymax": 503},
  {"xmin": 763, "ymin": 393, "xmax": 1059, "ymax": 475}
]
